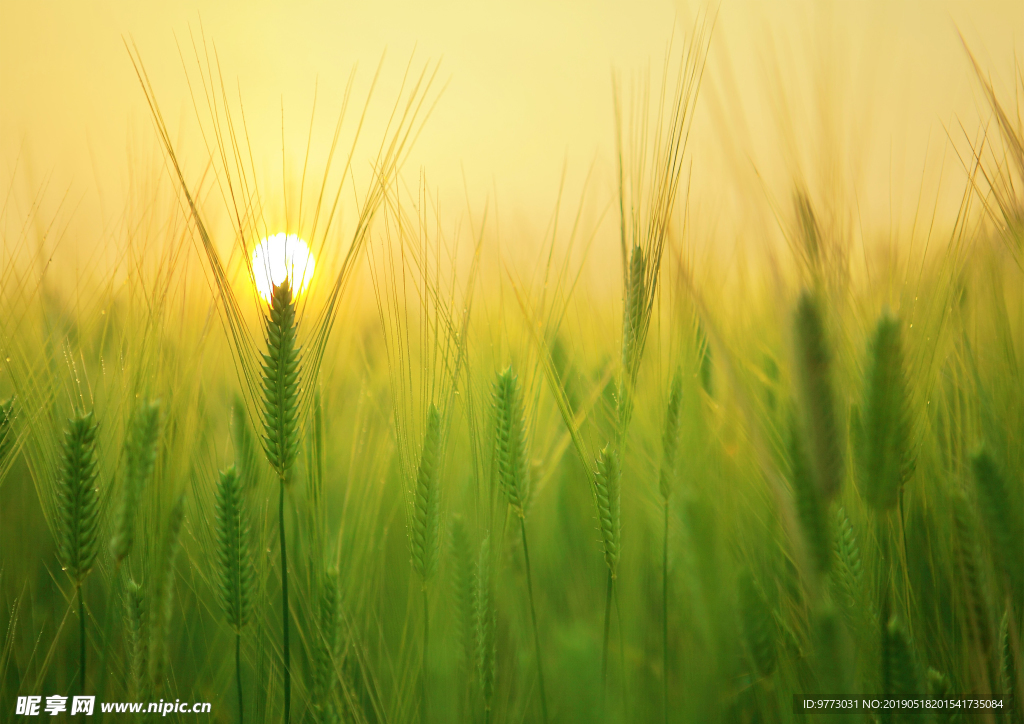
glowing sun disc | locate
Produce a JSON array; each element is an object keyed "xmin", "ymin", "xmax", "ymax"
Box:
[{"xmin": 252, "ymin": 233, "xmax": 316, "ymax": 303}]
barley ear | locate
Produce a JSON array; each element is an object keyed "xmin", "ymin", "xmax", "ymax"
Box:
[
  {"xmin": 594, "ymin": 444, "xmax": 622, "ymax": 578},
  {"xmin": 57, "ymin": 411, "xmax": 101, "ymax": 585},
  {"xmin": 261, "ymin": 278, "xmax": 302, "ymax": 485},
  {"xmin": 926, "ymin": 669, "xmax": 955, "ymax": 724},
  {"xmin": 475, "ymin": 535, "xmax": 496, "ymax": 711},
  {"xmin": 793, "ymin": 291, "xmax": 843, "ymax": 502},
  {"xmin": 883, "ymin": 617, "xmax": 925, "ymax": 720},
  {"xmin": 214, "ymin": 465, "xmax": 254, "ymax": 633},
  {"xmin": 493, "ymin": 366, "xmax": 528, "ymax": 517},
  {"xmin": 148, "ymin": 492, "xmax": 185, "ymax": 693},
  {"xmin": 951, "ymin": 488, "xmax": 994, "ymax": 656},
  {"xmin": 125, "ymin": 577, "xmax": 146, "ymax": 700},
  {"xmin": 312, "ymin": 568, "xmax": 340, "ymax": 722},
  {"xmin": 411, "ymin": 403, "xmax": 442, "ymax": 584},
  {"xmin": 738, "ymin": 568, "xmax": 777, "ymax": 678},
  {"xmin": 659, "ymin": 368, "xmax": 684, "ymax": 500},
  {"xmin": 971, "ymin": 449, "xmax": 1024, "ymax": 603},
  {"xmin": 110, "ymin": 400, "xmax": 161, "ymax": 563},
  {"xmin": 618, "ymin": 244, "xmax": 646, "ymax": 430},
  {"xmin": 449, "ymin": 515, "xmax": 476, "ymax": 668},
  {"xmin": 859, "ymin": 314, "xmax": 914, "ymax": 510},
  {"xmin": 621, "ymin": 244, "xmax": 646, "ymax": 376}
]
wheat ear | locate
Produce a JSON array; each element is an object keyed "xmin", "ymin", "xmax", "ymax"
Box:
[
  {"xmin": 883, "ymin": 617, "xmax": 925, "ymax": 723},
  {"xmin": 738, "ymin": 568, "xmax": 778, "ymax": 678},
  {"xmin": 261, "ymin": 278, "xmax": 302, "ymax": 724},
  {"xmin": 449, "ymin": 515, "xmax": 476, "ymax": 671},
  {"xmin": 860, "ymin": 314, "xmax": 914, "ymax": 511},
  {"xmin": 475, "ymin": 535, "xmax": 496, "ymax": 718},
  {"xmin": 110, "ymin": 400, "xmax": 160, "ymax": 563},
  {"xmin": 312, "ymin": 568, "xmax": 340, "ymax": 724},
  {"xmin": 793, "ymin": 291, "xmax": 843, "ymax": 502},
  {"xmin": 148, "ymin": 492, "xmax": 185, "ymax": 694},
  {"xmin": 971, "ymin": 449, "xmax": 1024, "ymax": 604},
  {"xmin": 788, "ymin": 412, "xmax": 832, "ymax": 575},
  {"xmin": 125, "ymin": 577, "xmax": 146, "ymax": 700},
  {"xmin": 215, "ymin": 464, "xmax": 254, "ymax": 724},
  {"xmin": 618, "ymin": 244, "xmax": 646, "ymax": 433},
  {"xmin": 492, "ymin": 366, "xmax": 548, "ymax": 722},
  {"xmin": 57, "ymin": 411, "xmax": 100, "ymax": 695}
]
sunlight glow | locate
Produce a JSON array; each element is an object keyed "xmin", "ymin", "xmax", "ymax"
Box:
[{"xmin": 252, "ymin": 233, "xmax": 316, "ymax": 303}]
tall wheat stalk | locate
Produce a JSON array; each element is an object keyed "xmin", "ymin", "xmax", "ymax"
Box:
[
  {"xmin": 658, "ymin": 369, "xmax": 683, "ymax": 723},
  {"xmin": 261, "ymin": 278, "xmax": 303, "ymax": 724},
  {"xmin": 56, "ymin": 411, "xmax": 100, "ymax": 697},
  {"xmin": 493, "ymin": 366, "xmax": 549, "ymax": 723}
]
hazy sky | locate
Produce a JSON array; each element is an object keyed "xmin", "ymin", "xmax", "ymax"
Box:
[{"xmin": 2, "ymin": 0, "xmax": 1022, "ymax": 268}]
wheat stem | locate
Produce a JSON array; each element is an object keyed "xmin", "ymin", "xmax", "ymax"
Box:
[{"xmin": 520, "ymin": 518, "xmax": 549, "ymax": 724}]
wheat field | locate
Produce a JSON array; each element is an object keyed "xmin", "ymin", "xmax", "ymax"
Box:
[{"xmin": 2, "ymin": 4, "xmax": 1023, "ymax": 723}]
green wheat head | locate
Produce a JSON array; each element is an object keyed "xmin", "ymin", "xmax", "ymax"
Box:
[
  {"xmin": 738, "ymin": 568, "xmax": 777, "ymax": 678},
  {"xmin": 449, "ymin": 515, "xmax": 476, "ymax": 668},
  {"xmin": 926, "ymin": 669, "xmax": 956, "ymax": 724},
  {"xmin": 110, "ymin": 399, "xmax": 161, "ymax": 563},
  {"xmin": 475, "ymin": 535, "xmax": 496, "ymax": 711},
  {"xmin": 659, "ymin": 367, "xmax": 684, "ymax": 500},
  {"xmin": 594, "ymin": 444, "xmax": 622, "ymax": 578},
  {"xmin": 214, "ymin": 465, "xmax": 254, "ymax": 633},
  {"xmin": 125, "ymin": 576, "xmax": 146, "ymax": 700},
  {"xmin": 622, "ymin": 244, "xmax": 646, "ymax": 376},
  {"xmin": 261, "ymin": 279, "xmax": 302, "ymax": 484},
  {"xmin": 493, "ymin": 366, "xmax": 528, "ymax": 517},
  {"xmin": 411, "ymin": 403, "xmax": 442, "ymax": 584},
  {"xmin": 793, "ymin": 291, "xmax": 843, "ymax": 502},
  {"xmin": 883, "ymin": 617, "xmax": 925, "ymax": 723},
  {"xmin": 951, "ymin": 488, "xmax": 994, "ymax": 656},
  {"xmin": 148, "ymin": 492, "xmax": 185, "ymax": 692},
  {"xmin": 313, "ymin": 568, "xmax": 341, "ymax": 723},
  {"xmin": 859, "ymin": 314, "xmax": 914, "ymax": 511},
  {"xmin": 56, "ymin": 411, "xmax": 100, "ymax": 585},
  {"xmin": 971, "ymin": 448, "xmax": 1024, "ymax": 603}
]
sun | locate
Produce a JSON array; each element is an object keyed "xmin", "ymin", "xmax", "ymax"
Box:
[{"xmin": 251, "ymin": 233, "xmax": 316, "ymax": 303}]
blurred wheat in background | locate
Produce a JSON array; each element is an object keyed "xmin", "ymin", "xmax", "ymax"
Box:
[{"xmin": 2, "ymin": 1, "xmax": 1024, "ymax": 722}]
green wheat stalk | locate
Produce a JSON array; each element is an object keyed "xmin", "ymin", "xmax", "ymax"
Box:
[
  {"xmin": 56, "ymin": 411, "xmax": 100, "ymax": 696},
  {"xmin": 110, "ymin": 400, "xmax": 160, "ymax": 563},
  {"xmin": 492, "ymin": 366, "xmax": 548, "ymax": 723},
  {"xmin": 411, "ymin": 402, "xmax": 442, "ymax": 723},
  {"xmin": 659, "ymin": 368, "xmax": 683, "ymax": 724},
  {"xmin": 475, "ymin": 535, "xmax": 496, "ymax": 721},
  {"xmin": 595, "ymin": 444, "xmax": 621, "ymax": 692},
  {"xmin": 214, "ymin": 465, "xmax": 254, "ymax": 724},
  {"xmin": 261, "ymin": 278, "xmax": 302, "ymax": 724}
]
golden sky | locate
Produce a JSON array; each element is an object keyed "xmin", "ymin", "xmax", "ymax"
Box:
[{"xmin": 1, "ymin": 0, "xmax": 1022, "ymax": 269}]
